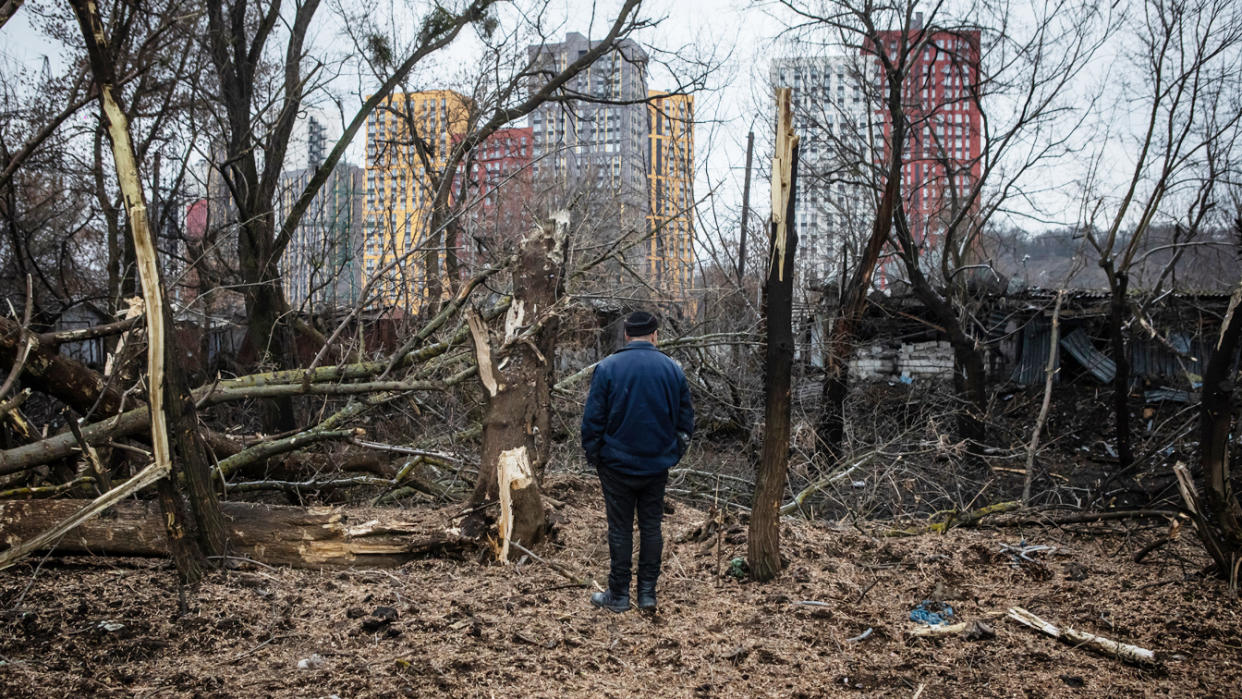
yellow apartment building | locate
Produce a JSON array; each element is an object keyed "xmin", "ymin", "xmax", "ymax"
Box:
[
  {"xmin": 646, "ymin": 91, "xmax": 696, "ymax": 313},
  {"xmin": 363, "ymin": 90, "xmax": 471, "ymax": 311}
]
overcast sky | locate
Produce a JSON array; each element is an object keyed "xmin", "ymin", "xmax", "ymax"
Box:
[{"xmin": 2, "ymin": 0, "xmax": 1227, "ymax": 257}]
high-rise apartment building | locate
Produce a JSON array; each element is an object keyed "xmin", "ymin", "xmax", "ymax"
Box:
[
  {"xmin": 871, "ymin": 20, "xmax": 982, "ymax": 256},
  {"xmin": 528, "ymin": 32, "xmax": 696, "ymax": 314},
  {"xmin": 276, "ymin": 161, "xmax": 364, "ymax": 311},
  {"xmin": 772, "ymin": 17, "xmax": 981, "ymax": 289},
  {"xmin": 646, "ymin": 91, "xmax": 695, "ymax": 307},
  {"xmin": 528, "ymin": 32, "xmax": 649, "ymax": 220},
  {"xmin": 770, "ymin": 56, "xmax": 873, "ymax": 287},
  {"xmin": 452, "ymin": 126, "xmax": 535, "ymax": 272},
  {"xmin": 363, "ymin": 90, "xmax": 471, "ymax": 311}
]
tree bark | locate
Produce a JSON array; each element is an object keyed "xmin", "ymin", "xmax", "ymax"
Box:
[
  {"xmin": 749, "ymin": 90, "xmax": 798, "ymax": 582},
  {"xmin": 462, "ymin": 213, "xmax": 568, "ymax": 559},
  {"xmin": 892, "ymin": 207, "xmax": 988, "ymax": 457},
  {"xmin": 0, "ymin": 316, "xmax": 127, "ymax": 419},
  {"xmin": 0, "ymin": 499, "xmax": 467, "ymax": 568}
]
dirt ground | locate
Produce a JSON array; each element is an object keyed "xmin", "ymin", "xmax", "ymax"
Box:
[{"xmin": 1, "ymin": 474, "xmax": 1239, "ymax": 698}]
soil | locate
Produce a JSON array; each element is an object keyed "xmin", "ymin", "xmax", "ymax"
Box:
[{"xmin": 2, "ymin": 474, "xmax": 1239, "ymax": 698}]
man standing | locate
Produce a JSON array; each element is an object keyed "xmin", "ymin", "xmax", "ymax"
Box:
[{"xmin": 581, "ymin": 311, "xmax": 694, "ymax": 613}]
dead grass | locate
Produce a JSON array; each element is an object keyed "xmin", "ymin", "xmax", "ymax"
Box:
[{"xmin": 1, "ymin": 474, "xmax": 1239, "ymax": 698}]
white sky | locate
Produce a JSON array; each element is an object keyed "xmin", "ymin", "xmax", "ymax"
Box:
[{"xmin": 2, "ymin": 0, "xmax": 1230, "ymax": 257}]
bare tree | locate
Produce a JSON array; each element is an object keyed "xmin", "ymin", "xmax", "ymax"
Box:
[
  {"xmin": 1080, "ymin": 0, "xmax": 1242, "ymax": 472},
  {"xmin": 778, "ymin": 0, "xmax": 1108, "ymax": 460}
]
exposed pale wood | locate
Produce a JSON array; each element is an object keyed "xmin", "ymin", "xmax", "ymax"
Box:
[
  {"xmin": 907, "ymin": 622, "xmax": 968, "ymax": 637},
  {"xmin": 1007, "ymin": 606, "xmax": 1157, "ymax": 665},
  {"xmin": 0, "ymin": 500, "xmax": 467, "ymax": 568},
  {"xmin": 463, "ymin": 214, "xmax": 568, "ymax": 553}
]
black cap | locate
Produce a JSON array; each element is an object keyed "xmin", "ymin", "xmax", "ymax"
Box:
[{"xmin": 624, "ymin": 311, "xmax": 659, "ymax": 337}]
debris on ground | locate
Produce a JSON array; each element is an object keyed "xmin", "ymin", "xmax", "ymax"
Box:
[{"xmin": 0, "ymin": 475, "xmax": 1236, "ymax": 697}]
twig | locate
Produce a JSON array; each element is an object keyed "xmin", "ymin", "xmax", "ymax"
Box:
[
  {"xmin": 228, "ymin": 634, "xmax": 292, "ymax": 664},
  {"xmin": 845, "ymin": 627, "xmax": 873, "ymax": 643},
  {"xmin": 1133, "ymin": 536, "xmax": 1172, "ymax": 563},
  {"xmin": 0, "ymin": 275, "xmax": 34, "ymax": 404},
  {"xmin": 351, "ymin": 438, "xmax": 461, "ymax": 462},
  {"xmin": 856, "ymin": 578, "xmax": 879, "ymax": 604},
  {"xmin": 508, "ymin": 540, "xmax": 602, "ymax": 591},
  {"xmin": 1024, "ymin": 290, "xmax": 1063, "ymax": 503}
]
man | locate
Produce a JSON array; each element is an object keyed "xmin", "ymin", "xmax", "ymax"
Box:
[{"xmin": 581, "ymin": 310, "xmax": 694, "ymax": 613}]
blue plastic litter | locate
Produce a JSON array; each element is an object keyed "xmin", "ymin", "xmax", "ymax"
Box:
[{"xmin": 909, "ymin": 600, "xmax": 954, "ymax": 626}]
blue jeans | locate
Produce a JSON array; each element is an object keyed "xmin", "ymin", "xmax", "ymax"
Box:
[{"xmin": 596, "ymin": 465, "xmax": 668, "ymax": 596}]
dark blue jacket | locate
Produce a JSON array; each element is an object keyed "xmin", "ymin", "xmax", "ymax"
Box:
[{"xmin": 581, "ymin": 341, "xmax": 694, "ymax": 476}]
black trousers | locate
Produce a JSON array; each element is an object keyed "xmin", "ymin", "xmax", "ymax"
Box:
[{"xmin": 596, "ymin": 465, "xmax": 668, "ymax": 596}]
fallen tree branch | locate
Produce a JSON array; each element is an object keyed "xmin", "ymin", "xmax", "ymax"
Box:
[
  {"xmin": 351, "ymin": 439, "xmax": 461, "ymax": 462},
  {"xmin": 884, "ymin": 501, "xmax": 1022, "ymax": 536},
  {"xmin": 0, "ymin": 387, "xmax": 30, "ymax": 417},
  {"xmin": 226, "ymin": 476, "xmax": 395, "ymax": 493},
  {"xmin": 509, "ymin": 540, "xmax": 601, "ymax": 590},
  {"xmin": 0, "ymin": 476, "xmax": 95, "ymax": 499},
  {"xmin": 1007, "ymin": 606, "xmax": 1157, "ymax": 665},
  {"xmin": 37, "ymin": 313, "xmax": 143, "ymax": 347},
  {"xmin": 217, "ymin": 429, "xmax": 358, "ymax": 480},
  {"xmin": 907, "ymin": 622, "xmax": 968, "ymax": 637},
  {"xmin": 985, "ymin": 509, "xmax": 1180, "ymax": 528},
  {"xmin": 780, "ymin": 461, "xmax": 865, "ymax": 515},
  {"xmin": 0, "ymin": 365, "xmax": 478, "ymax": 477}
]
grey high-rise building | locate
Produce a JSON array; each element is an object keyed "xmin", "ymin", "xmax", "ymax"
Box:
[
  {"xmin": 276, "ymin": 160, "xmax": 365, "ymax": 311},
  {"xmin": 528, "ymin": 33, "xmax": 651, "ymax": 284}
]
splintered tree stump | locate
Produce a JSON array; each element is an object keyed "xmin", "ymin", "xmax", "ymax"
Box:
[
  {"xmin": 463, "ymin": 213, "xmax": 569, "ymax": 559},
  {"xmin": 0, "ymin": 499, "xmax": 467, "ymax": 568}
]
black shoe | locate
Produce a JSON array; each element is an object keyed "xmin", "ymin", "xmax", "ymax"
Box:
[
  {"xmin": 590, "ymin": 589, "xmax": 630, "ymax": 613},
  {"xmin": 636, "ymin": 584, "xmax": 657, "ymax": 612}
]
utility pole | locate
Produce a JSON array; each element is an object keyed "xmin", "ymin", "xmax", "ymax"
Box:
[{"xmin": 737, "ymin": 130, "xmax": 754, "ymax": 284}]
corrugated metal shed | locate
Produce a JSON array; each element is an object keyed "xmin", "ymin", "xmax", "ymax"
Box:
[
  {"xmin": 1010, "ymin": 322, "xmax": 1060, "ymax": 385},
  {"xmin": 1128, "ymin": 333, "xmax": 1203, "ymax": 381},
  {"xmin": 1060, "ymin": 328, "xmax": 1116, "ymax": 383}
]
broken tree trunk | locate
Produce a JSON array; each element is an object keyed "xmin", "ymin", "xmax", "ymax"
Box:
[
  {"xmin": 463, "ymin": 213, "xmax": 569, "ymax": 559},
  {"xmin": 0, "ymin": 499, "xmax": 466, "ymax": 568},
  {"xmin": 749, "ymin": 89, "xmax": 798, "ymax": 583},
  {"xmin": 71, "ymin": 0, "xmax": 222, "ymax": 581},
  {"xmin": 1195, "ymin": 260, "xmax": 1242, "ymax": 579}
]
